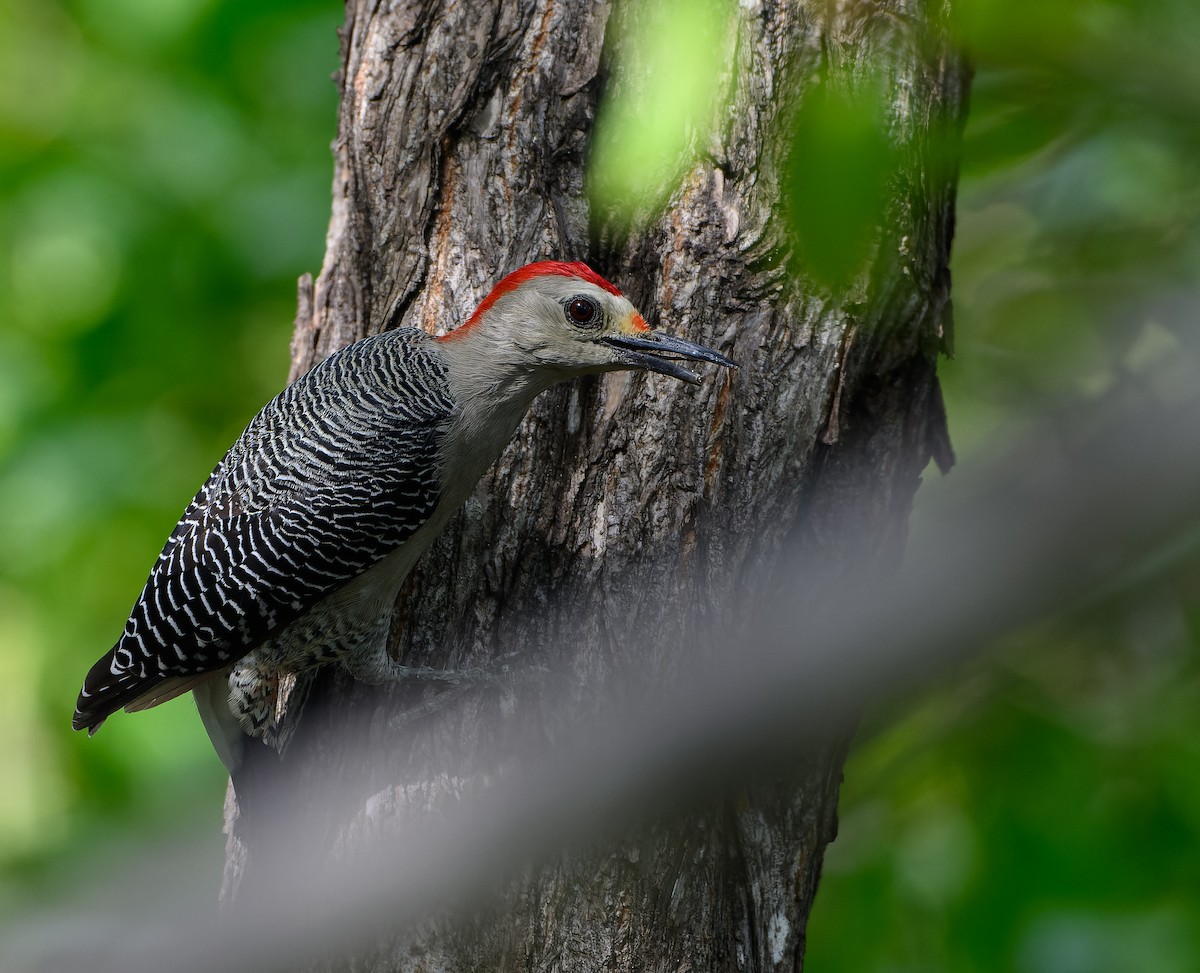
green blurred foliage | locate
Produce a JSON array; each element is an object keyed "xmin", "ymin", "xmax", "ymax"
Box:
[
  {"xmin": 808, "ymin": 605, "xmax": 1200, "ymax": 973},
  {"xmin": 805, "ymin": 0, "xmax": 1200, "ymax": 970},
  {"xmin": 588, "ymin": 0, "xmax": 733, "ymax": 225},
  {"xmin": 783, "ymin": 76, "xmax": 898, "ymax": 291},
  {"xmin": 0, "ymin": 0, "xmax": 340, "ymax": 903},
  {"xmin": 3, "ymin": 0, "xmax": 1200, "ymax": 967}
]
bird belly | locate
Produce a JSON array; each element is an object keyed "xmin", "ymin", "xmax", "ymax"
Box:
[{"xmin": 224, "ymin": 500, "xmax": 459, "ymax": 736}]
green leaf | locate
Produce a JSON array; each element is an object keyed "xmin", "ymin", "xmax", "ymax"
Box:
[{"xmin": 784, "ymin": 78, "xmax": 897, "ymax": 291}]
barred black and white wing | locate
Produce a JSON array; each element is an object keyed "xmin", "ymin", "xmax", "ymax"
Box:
[{"xmin": 73, "ymin": 329, "xmax": 458, "ymax": 733}]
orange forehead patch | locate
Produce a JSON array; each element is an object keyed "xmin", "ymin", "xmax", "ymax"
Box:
[{"xmin": 623, "ymin": 311, "xmax": 650, "ymax": 334}]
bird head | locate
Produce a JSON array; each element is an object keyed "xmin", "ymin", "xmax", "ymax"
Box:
[{"xmin": 439, "ymin": 261, "xmax": 735, "ymax": 385}]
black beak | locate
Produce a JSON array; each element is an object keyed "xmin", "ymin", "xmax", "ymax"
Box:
[{"xmin": 600, "ymin": 332, "xmax": 737, "ymax": 385}]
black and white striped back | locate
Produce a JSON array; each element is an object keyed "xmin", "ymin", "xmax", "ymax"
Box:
[{"xmin": 73, "ymin": 328, "xmax": 458, "ymax": 732}]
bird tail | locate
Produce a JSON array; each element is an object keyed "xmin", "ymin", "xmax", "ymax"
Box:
[
  {"xmin": 72, "ymin": 645, "xmax": 157, "ymax": 734},
  {"xmin": 123, "ymin": 674, "xmax": 213, "ymax": 713}
]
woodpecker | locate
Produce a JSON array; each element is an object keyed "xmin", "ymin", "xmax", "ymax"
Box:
[{"xmin": 73, "ymin": 261, "xmax": 734, "ymax": 772}]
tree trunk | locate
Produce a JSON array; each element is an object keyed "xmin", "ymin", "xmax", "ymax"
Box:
[{"xmin": 223, "ymin": 1, "xmax": 966, "ymax": 970}]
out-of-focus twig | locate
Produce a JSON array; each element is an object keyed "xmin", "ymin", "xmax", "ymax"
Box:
[{"xmin": 8, "ymin": 360, "xmax": 1200, "ymax": 973}]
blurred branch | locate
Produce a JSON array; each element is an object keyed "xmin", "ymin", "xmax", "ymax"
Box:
[{"xmin": 8, "ymin": 341, "xmax": 1200, "ymax": 973}]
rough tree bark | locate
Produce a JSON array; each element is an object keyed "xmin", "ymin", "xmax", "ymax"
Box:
[{"xmin": 223, "ymin": 1, "xmax": 966, "ymax": 970}]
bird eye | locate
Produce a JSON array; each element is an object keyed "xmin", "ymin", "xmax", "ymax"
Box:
[{"xmin": 565, "ymin": 296, "xmax": 601, "ymax": 328}]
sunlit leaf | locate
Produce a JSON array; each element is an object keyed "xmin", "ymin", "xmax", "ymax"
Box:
[
  {"xmin": 783, "ymin": 77, "xmax": 897, "ymax": 291},
  {"xmin": 588, "ymin": 0, "xmax": 733, "ymax": 228}
]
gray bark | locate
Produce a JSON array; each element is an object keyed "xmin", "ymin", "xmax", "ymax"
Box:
[{"xmin": 223, "ymin": 1, "xmax": 966, "ymax": 970}]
